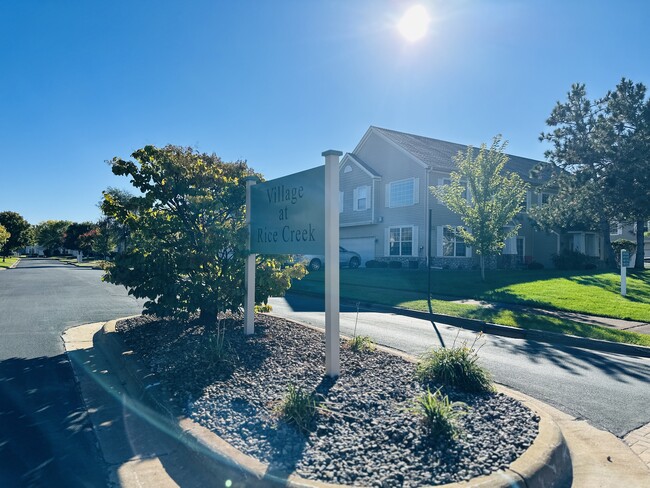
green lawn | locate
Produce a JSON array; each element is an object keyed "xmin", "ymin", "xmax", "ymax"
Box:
[
  {"xmin": 290, "ymin": 268, "xmax": 650, "ymax": 347},
  {"xmin": 0, "ymin": 257, "xmax": 19, "ymax": 269}
]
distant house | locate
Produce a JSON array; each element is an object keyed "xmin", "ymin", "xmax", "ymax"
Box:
[
  {"xmin": 610, "ymin": 221, "xmax": 650, "ymax": 263},
  {"xmin": 339, "ymin": 126, "xmax": 598, "ymax": 269}
]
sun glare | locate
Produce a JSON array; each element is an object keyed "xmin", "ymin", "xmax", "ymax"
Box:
[{"xmin": 398, "ymin": 5, "xmax": 431, "ymax": 42}]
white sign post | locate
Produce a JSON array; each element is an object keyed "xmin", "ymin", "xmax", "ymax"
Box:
[
  {"xmin": 621, "ymin": 249, "xmax": 630, "ymax": 297},
  {"xmin": 244, "ymin": 176, "xmax": 259, "ymax": 335},
  {"xmin": 323, "ymin": 150, "xmax": 342, "ymax": 378},
  {"xmin": 245, "ymin": 151, "xmax": 341, "ymax": 377}
]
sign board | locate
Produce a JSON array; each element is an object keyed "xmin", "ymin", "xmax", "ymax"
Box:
[
  {"xmin": 621, "ymin": 250, "xmax": 630, "ymax": 267},
  {"xmin": 249, "ymin": 166, "xmax": 325, "ymax": 255}
]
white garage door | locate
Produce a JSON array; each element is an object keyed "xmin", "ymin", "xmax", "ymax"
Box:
[{"xmin": 340, "ymin": 237, "xmax": 376, "ymax": 267}]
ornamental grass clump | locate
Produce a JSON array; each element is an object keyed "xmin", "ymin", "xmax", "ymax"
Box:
[
  {"xmin": 413, "ymin": 387, "xmax": 468, "ymax": 439},
  {"xmin": 205, "ymin": 322, "xmax": 230, "ymax": 366},
  {"xmin": 276, "ymin": 384, "xmax": 319, "ymax": 433},
  {"xmin": 347, "ymin": 335, "xmax": 376, "ymax": 353},
  {"xmin": 416, "ymin": 336, "xmax": 494, "ymax": 393}
]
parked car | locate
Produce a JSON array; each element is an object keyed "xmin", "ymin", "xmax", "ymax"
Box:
[{"xmin": 293, "ymin": 246, "xmax": 362, "ymax": 271}]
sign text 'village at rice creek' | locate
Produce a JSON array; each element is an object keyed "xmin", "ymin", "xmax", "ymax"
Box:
[{"xmin": 249, "ymin": 166, "xmax": 325, "ymax": 255}]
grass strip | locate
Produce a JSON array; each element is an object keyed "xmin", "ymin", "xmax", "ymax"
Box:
[
  {"xmin": 291, "ymin": 278, "xmax": 650, "ymax": 347},
  {"xmin": 296, "ymin": 268, "xmax": 650, "ymax": 323},
  {"xmin": 0, "ymin": 257, "xmax": 19, "ymax": 269}
]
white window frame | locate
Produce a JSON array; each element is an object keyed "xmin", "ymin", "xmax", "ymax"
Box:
[
  {"xmin": 610, "ymin": 222, "xmax": 622, "ymax": 235},
  {"xmin": 353, "ymin": 185, "xmax": 371, "ymax": 211},
  {"xmin": 386, "ymin": 178, "xmax": 419, "ymax": 208},
  {"xmin": 343, "ymin": 165, "xmax": 352, "ymax": 173},
  {"xmin": 385, "ymin": 225, "xmax": 418, "ymax": 257},
  {"xmin": 516, "ymin": 236, "xmax": 525, "ymax": 264},
  {"xmin": 438, "ymin": 226, "xmax": 471, "ymax": 258}
]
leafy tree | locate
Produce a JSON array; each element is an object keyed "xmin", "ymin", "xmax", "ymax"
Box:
[
  {"xmin": 529, "ymin": 170, "xmax": 601, "ymax": 234},
  {"xmin": 601, "ymin": 78, "xmax": 650, "ymax": 268},
  {"xmin": 102, "ymin": 145, "xmax": 305, "ymax": 324},
  {"xmin": 63, "ymin": 221, "xmax": 96, "ymax": 255},
  {"xmin": 0, "ymin": 211, "xmax": 32, "ymax": 258},
  {"xmin": 0, "ymin": 224, "xmax": 10, "ymax": 262},
  {"xmin": 88, "ymin": 218, "xmax": 116, "ymax": 259},
  {"xmin": 431, "ymin": 136, "xmax": 528, "ymax": 280},
  {"xmin": 99, "ymin": 188, "xmax": 138, "ymax": 253},
  {"xmin": 34, "ymin": 220, "xmax": 72, "ymax": 255}
]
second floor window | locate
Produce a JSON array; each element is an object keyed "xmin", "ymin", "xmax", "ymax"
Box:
[
  {"xmin": 387, "ymin": 178, "xmax": 418, "ymax": 207},
  {"xmin": 610, "ymin": 222, "xmax": 622, "ymax": 235},
  {"xmin": 353, "ymin": 186, "xmax": 370, "ymax": 211}
]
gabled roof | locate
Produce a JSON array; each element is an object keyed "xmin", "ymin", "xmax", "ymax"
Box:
[
  {"xmin": 340, "ymin": 153, "xmax": 381, "ymax": 178},
  {"xmin": 363, "ymin": 126, "xmax": 551, "ymax": 183}
]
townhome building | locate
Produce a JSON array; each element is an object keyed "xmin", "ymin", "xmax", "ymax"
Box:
[
  {"xmin": 610, "ymin": 221, "xmax": 650, "ymax": 263},
  {"xmin": 339, "ymin": 126, "xmax": 598, "ymax": 269}
]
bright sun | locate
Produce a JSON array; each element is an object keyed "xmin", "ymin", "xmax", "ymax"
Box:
[{"xmin": 398, "ymin": 5, "xmax": 431, "ymax": 42}]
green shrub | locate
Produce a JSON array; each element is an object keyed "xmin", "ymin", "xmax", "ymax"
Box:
[
  {"xmin": 552, "ymin": 249, "xmax": 595, "ymax": 270},
  {"xmin": 347, "ymin": 335, "xmax": 376, "ymax": 352},
  {"xmin": 527, "ymin": 261, "xmax": 544, "ymax": 270},
  {"xmin": 611, "ymin": 239, "xmax": 636, "ymax": 266},
  {"xmin": 389, "ymin": 260, "xmax": 403, "ymax": 269},
  {"xmin": 416, "ymin": 341, "xmax": 494, "ymax": 393},
  {"xmin": 276, "ymin": 384, "xmax": 319, "ymax": 433},
  {"xmin": 413, "ymin": 387, "xmax": 468, "ymax": 438}
]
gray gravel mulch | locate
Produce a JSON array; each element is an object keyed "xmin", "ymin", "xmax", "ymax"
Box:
[{"xmin": 116, "ymin": 314, "xmax": 539, "ymax": 487}]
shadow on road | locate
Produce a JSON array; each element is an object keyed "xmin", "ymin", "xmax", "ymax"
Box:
[
  {"xmin": 489, "ymin": 335, "xmax": 649, "ymax": 385},
  {"xmin": 0, "ymin": 355, "xmax": 107, "ymax": 488},
  {"xmin": 282, "ymin": 293, "xmax": 649, "ymax": 386}
]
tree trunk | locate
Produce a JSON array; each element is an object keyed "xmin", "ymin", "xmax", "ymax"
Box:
[
  {"xmin": 480, "ymin": 254, "xmax": 485, "ymax": 281},
  {"xmin": 635, "ymin": 218, "xmax": 645, "ymax": 269},
  {"xmin": 601, "ymin": 219, "xmax": 616, "ymax": 269}
]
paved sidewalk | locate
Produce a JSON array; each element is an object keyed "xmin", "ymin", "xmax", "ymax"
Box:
[
  {"xmin": 625, "ymin": 423, "xmax": 650, "ymax": 470},
  {"xmin": 62, "ymin": 323, "xmax": 227, "ymax": 487}
]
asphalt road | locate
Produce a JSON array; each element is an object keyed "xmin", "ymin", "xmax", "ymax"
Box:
[
  {"xmin": 0, "ymin": 258, "xmax": 144, "ymax": 487},
  {"xmin": 269, "ymin": 293, "xmax": 650, "ymax": 438}
]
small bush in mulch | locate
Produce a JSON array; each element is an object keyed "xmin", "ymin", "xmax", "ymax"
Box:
[
  {"xmin": 346, "ymin": 335, "xmax": 376, "ymax": 353},
  {"xmin": 276, "ymin": 384, "xmax": 321, "ymax": 433},
  {"xmin": 416, "ymin": 339, "xmax": 494, "ymax": 394},
  {"xmin": 412, "ymin": 387, "xmax": 469, "ymax": 439},
  {"xmin": 116, "ymin": 314, "xmax": 539, "ymax": 487}
]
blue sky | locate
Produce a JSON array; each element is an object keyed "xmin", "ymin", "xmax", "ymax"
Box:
[{"xmin": 1, "ymin": 0, "xmax": 648, "ymax": 224}]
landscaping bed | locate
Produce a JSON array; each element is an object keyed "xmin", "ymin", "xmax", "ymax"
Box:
[{"xmin": 116, "ymin": 314, "xmax": 539, "ymax": 487}]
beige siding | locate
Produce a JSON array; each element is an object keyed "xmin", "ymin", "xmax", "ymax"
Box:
[
  {"xmin": 356, "ymin": 132, "xmax": 427, "ymax": 258},
  {"xmin": 339, "ymin": 159, "xmax": 374, "ymax": 227}
]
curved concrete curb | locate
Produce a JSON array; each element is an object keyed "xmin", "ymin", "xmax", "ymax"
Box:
[
  {"xmin": 96, "ymin": 317, "xmax": 571, "ymax": 488},
  {"xmin": 289, "ymin": 291, "xmax": 650, "ymax": 358}
]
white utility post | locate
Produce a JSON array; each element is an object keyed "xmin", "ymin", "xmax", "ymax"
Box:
[
  {"xmin": 621, "ymin": 249, "xmax": 630, "ymax": 297},
  {"xmin": 323, "ymin": 149, "xmax": 342, "ymax": 377},
  {"xmin": 244, "ymin": 176, "xmax": 259, "ymax": 335}
]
